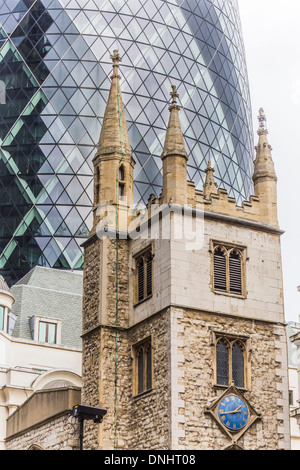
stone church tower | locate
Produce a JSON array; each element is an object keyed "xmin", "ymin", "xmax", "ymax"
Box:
[{"xmin": 81, "ymin": 52, "xmax": 290, "ymax": 450}]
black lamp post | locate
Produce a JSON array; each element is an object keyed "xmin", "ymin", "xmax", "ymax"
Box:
[{"xmin": 72, "ymin": 404, "xmax": 107, "ymax": 450}]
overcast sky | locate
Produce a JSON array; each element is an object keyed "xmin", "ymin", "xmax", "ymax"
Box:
[{"xmin": 238, "ymin": 0, "xmax": 300, "ymax": 323}]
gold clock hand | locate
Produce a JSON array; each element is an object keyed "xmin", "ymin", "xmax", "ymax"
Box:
[
  {"xmin": 234, "ymin": 405, "xmax": 242, "ymax": 413},
  {"xmin": 220, "ymin": 406, "xmax": 242, "ymax": 415}
]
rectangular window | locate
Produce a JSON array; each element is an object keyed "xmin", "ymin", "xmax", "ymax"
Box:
[
  {"xmin": 118, "ymin": 165, "xmax": 125, "ymax": 201},
  {"xmin": 212, "ymin": 242, "xmax": 246, "ymax": 297},
  {"xmin": 0, "ymin": 306, "xmax": 4, "ymax": 331},
  {"xmin": 289, "ymin": 390, "xmax": 294, "ymax": 406},
  {"xmin": 38, "ymin": 321, "xmax": 57, "ymax": 344},
  {"xmin": 134, "ymin": 247, "xmax": 153, "ymax": 304},
  {"xmin": 133, "ymin": 337, "xmax": 152, "ymax": 396}
]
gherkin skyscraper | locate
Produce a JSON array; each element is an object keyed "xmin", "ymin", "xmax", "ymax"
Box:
[{"xmin": 0, "ymin": 0, "xmax": 253, "ymax": 285}]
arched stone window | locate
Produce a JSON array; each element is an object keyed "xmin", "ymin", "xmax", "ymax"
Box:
[
  {"xmin": 28, "ymin": 443, "xmax": 44, "ymax": 450},
  {"xmin": 229, "ymin": 248, "xmax": 243, "ymax": 295},
  {"xmin": 215, "ymin": 334, "xmax": 248, "ymax": 389},
  {"xmin": 212, "ymin": 243, "xmax": 246, "ymax": 297},
  {"xmin": 216, "ymin": 338, "xmax": 230, "ymax": 386},
  {"xmin": 213, "ymin": 246, "xmax": 227, "ymax": 293},
  {"xmin": 133, "ymin": 337, "xmax": 152, "ymax": 396},
  {"xmin": 232, "ymin": 340, "xmax": 245, "ymax": 388},
  {"xmin": 134, "ymin": 247, "xmax": 153, "ymax": 304}
]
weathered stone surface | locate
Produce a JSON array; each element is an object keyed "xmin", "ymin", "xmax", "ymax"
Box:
[{"xmin": 6, "ymin": 414, "xmax": 78, "ymax": 451}]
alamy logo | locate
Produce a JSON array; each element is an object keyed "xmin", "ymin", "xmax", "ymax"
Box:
[
  {"xmin": 0, "ymin": 81, "xmax": 6, "ymax": 105},
  {"xmin": 95, "ymin": 200, "xmax": 205, "ymax": 251}
]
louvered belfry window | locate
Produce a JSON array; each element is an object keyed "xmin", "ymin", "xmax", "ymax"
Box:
[
  {"xmin": 146, "ymin": 253, "xmax": 153, "ymax": 298},
  {"xmin": 135, "ymin": 248, "xmax": 153, "ymax": 304},
  {"xmin": 229, "ymin": 250, "xmax": 242, "ymax": 295},
  {"xmin": 214, "ymin": 247, "xmax": 227, "ymax": 292},
  {"xmin": 213, "ymin": 243, "xmax": 244, "ymax": 296},
  {"xmin": 137, "ymin": 257, "xmax": 145, "ymax": 302}
]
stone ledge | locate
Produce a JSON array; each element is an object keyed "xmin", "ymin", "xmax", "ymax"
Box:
[{"xmin": 6, "ymin": 387, "xmax": 81, "ymax": 440}]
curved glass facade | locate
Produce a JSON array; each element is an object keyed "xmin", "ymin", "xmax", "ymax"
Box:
[{"xmin": 0, "ymin": 0, "xmax": 253, "ymax": 284}]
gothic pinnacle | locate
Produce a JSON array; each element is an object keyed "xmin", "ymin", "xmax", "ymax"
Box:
[
  {"xmin": 96, "ymin": 50, "xmax": 131, "ymax": 159},
  {"xmin": 161, "ymin": 85, "xmax": 188, "ymax": 205},
  {"xmin": 253, "ymin": 108, "xmax": 276, "ymax": 183},
  {"xmin": 252, "ymin": 108, "xmax": 278, "ymax": 227},
  {"xmin": 203, "ymin": 160, "xmax": 218, "ymax": 199},
  {"xmin": 161, "ymin": 85, "xmax": 188, "ymax": 160}
]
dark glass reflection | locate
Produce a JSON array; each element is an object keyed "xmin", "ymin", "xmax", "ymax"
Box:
[{"xmin": 0, "ymin": 0, "xmax": 253, "ymax": 285}]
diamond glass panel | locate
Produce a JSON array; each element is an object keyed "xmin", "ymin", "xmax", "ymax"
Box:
[{"xmin": 0, "ymin": 0, "xmax": 254, "ymax": 284}]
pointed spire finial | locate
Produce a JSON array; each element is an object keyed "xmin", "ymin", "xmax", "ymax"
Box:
[
  {"xmin": 110, "ymin": 49, "xmax": 122, "ymax": 79},
  {"xmin": 257, "ymin": 107, "xmax": 268, "ymax": 136},
  {"xmin": 169, "ymin": 84, "xmax": 180, "ymax": 111}
]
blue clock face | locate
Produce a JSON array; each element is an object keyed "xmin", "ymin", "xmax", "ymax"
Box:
[{"xmin": 218, "ymin": 394, "xmax": 249, "ymax": 431}]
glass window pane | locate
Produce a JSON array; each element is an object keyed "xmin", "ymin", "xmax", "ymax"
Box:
[
  {"xmin": 38, "ymin": 321, "xmax": 46, "ymax": 342},
  {"xmin": 232, "ymin": 342, "xmax": 244, "ymax": 388},
  {"xmin": 138, "ymin": 348, "xmax": 144, "ymax": 394},
  {"xmin": 119, "ymin": 182, "xmax": 125, "ymax": 200},
  {"xmin": 47, "ymin": 323, "xmax": 56, "ymax": 344},
  {"xmin": 146, "ymin": 344, "xmax": 152, "ymax": 391},
  {"xmin": 0, "ymin": 306, "xmax": 4, "ymax": 330},
  {"xmin": 217, "ymin": 339, "xmax": 229, "ymax": 385}
]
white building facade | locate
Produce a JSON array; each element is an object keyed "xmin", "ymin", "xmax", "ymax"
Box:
[{"xmin": 0, "ymin": 268, "xmax": 83, "ymax": 450}]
